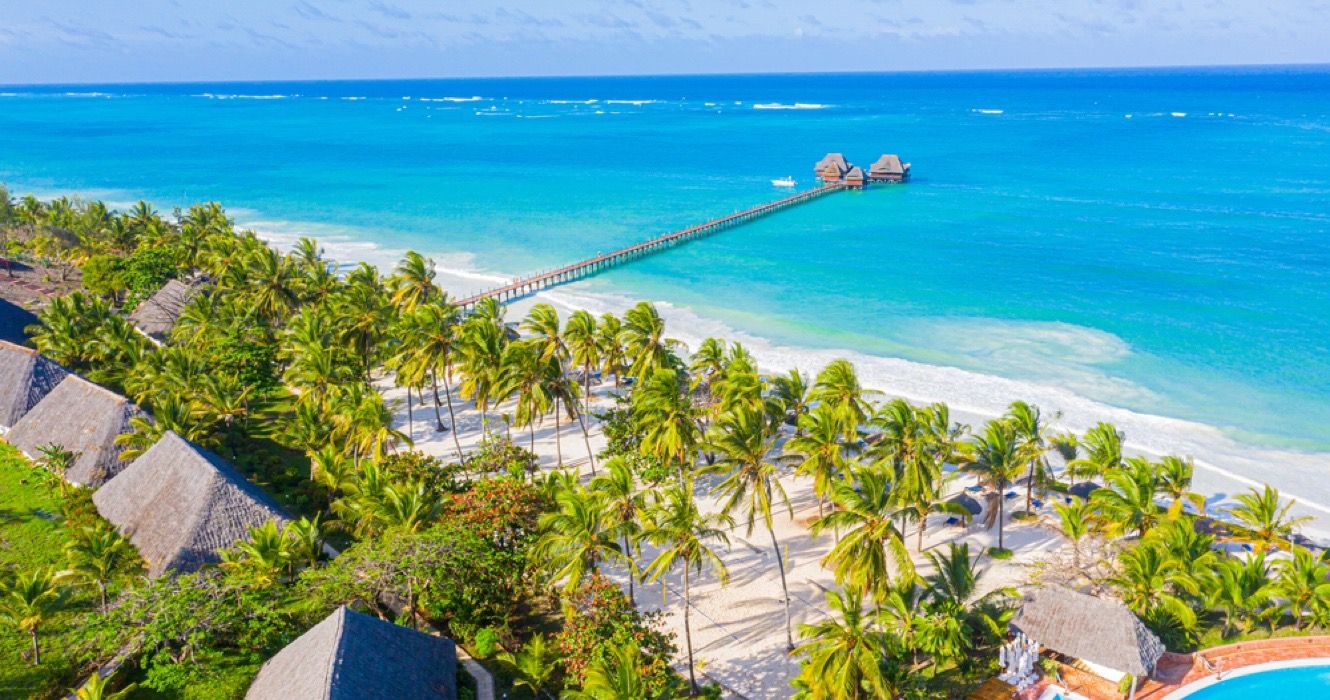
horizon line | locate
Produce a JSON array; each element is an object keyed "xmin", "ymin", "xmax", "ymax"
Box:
[{"xmin": 4, "ymin": 60, "xmax": 1329, "ymax": 89}]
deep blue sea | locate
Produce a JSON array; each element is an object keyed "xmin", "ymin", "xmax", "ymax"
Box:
[{"xmin": 3, "ymin": 67, "xmax": 1330, "ymax": 501}]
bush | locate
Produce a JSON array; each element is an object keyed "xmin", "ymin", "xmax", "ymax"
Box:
[
  {"xmin": 595, "ymin": 396, "xmax": 641, "ymax": 458},
  {"xmin": 473, "ymin": 627, "xmax": 501, "ymax": 658},
  {"xmin": 988, "ymin": 547, "xmax": 1014, "ymax": 560},
  {"xmin": 469, "ymin": 437, "xmax": 539, "ymax": 477},
  {"xmin": 81, "ymin": 254, "xmax": 126, "ymax": 298},
  {"xmin": 555, "ymin": 575, "xmax": 680, "ymax": 695},
  {"xmin": 121, "ymin": 246, "xmax": 179, "ymax": 310}
]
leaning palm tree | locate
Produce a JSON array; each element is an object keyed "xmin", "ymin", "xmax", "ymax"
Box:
[
  {"xmin": 590, "ymin": 457, "xmax": 646, "ymax": 605},
  {"xmin": 793, "ymin": 586, "xmax": 895, "ymax": 700},
  {"xmin": 1229, "ymin": 484, "xmax": 1311, "ymax": 554},
  {"xmin": 62, "ymin": 526, "xmax": 132, "ymax": 613},
  {"xmin": 642, "ymin": 481, "xmax": 734, "ymax": 695},
  {"xmin": 963, "ymin": 419, "xmax": 1025, "ymax": 551},
  {"xmin": 533, "ymin": 487, "xmax": 626, "ymax": 594},
  {"xmin": 811, "ymin": 465, "xmax": 913, "ymax": 601},
  {"xmin": 705, "ymin": 404, "xmax": 796, "ymax": 650},
  {"xmin": 0, "ymin": 568, "xmax": 62, "ymax": 665}
]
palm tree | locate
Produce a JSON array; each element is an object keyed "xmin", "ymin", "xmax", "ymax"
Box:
[
  {"xmin": 590, "ymin": 457, "xmax": 646, "ymax": 605},
  {"xmin": 498, "ymin": 633, "xmax": 559, "ymax": 699},
  {"xmin": 564, "ymin": 641, "xmax": 657, "ymax": 700},
  {"xmin": 1109, "ymin": 543, "xmax": 1199, "ymax": 635},
  {"xmin": 811, "ymin": 465, "xmax": 913, "ymax": 600},
  {"xmin": 72, "ymin": 670, "xmax": 138, "ymax": 700},
  {"xmin": 1229, "ymin": 485, "xmax": 1310, "ymax": 552},
  {"xmin": 375, "ymin": 481, "xmax": 441, "ymax": 533},
  {"xmin": 632, "ymin": 367, "xmax": 702, "ymax": 478},
  {"xmin": 622, "ymin": 301, "xmax": 682, "ymax": 383},
  {"xmin": 705, "ymin": 404, "xmax": 796, "ymax": 650},
  {"xmin": 784, "ymin": 404, "xmax": 849, "ymax": 519},
  {"xmin": 1206, "ymin": 553, "xmax": 1271, "ymax": 636},
  {"xmin": 595, "ymin": 313, "xmax": 627, "ymax": 390},
  {"xmin": 770, "ymin": 368, "xmax": 811, "ymax": 435},
  {"xmin": 564, "ymin": 309, "xmax": 601, "ymax": 413},
  {"xmin": 809, "ymin": 359, "xmax": 876, "ymax": 442},
  {"xmin": 963, "ymin": 419, "xmax": 1025, "ymax": 551},
  {"xmin": 1274, "ymin": 547, "xmax": 1330, "ymax": 630},
  {"xmin": 642, "ymin": 482, "xmax": 734, "ymax": 695},
  {"xmin": 1068, "ymin": 422, "xmax": 1124, "ymax": 483},
  {"xmin": 498, "ymin": 341, "xmax": 554, "ymax": 453},
  {"xmin": 459, "ymin": 309, "xmax": 509, "ymax": 436},
  {"xmin": 220, "ymin": 520, "xmax": 293, "ymax": 588},
  {"xmin": 793, "ymin": 586, "xmax": 895, "ymax": 700},
  {"xmin": 1091, "ymin": 457, "xmax": 1164, "ymax": 538},
  {"xmin": 894, "ymin": 461, "xmax": 969, "ymax": 552},
  {"xmin": 62, "ymin": 526, "xmax": 132, "ymax": 613},
  {"xmin": 389, "ymin": 250, "xmax": 438, "ymax": 312},
  {"xmin": 391, "ymin": 299, "xmax": 466, "ymax": 460},
  {"xmin": 534, "ymin": 487, "xmax": 626, "ymax": 594},
  {"xmin": 0, "ymin": 568, "xmax": 61, "ymax": 665},
  {"xmin": 1006, "ymin": 401, "xmax": 1056, "ymax": 513},
  {"xmin": 1156, "ymin": 455, "xmax": 1206, "ymax": 518},
  {"xmin": 1052, "ymin": 497, "xmax": 1095, "ymax": 571}
]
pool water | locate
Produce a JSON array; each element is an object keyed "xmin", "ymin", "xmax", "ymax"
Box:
[{"xmin": 1181, "ymin": 664, "xmax": 1330, "ymax": 698}]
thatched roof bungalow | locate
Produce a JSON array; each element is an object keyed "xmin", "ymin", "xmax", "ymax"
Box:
[
  {"xmin": 246, "ymin": 606, "xmax": 458, "ymax": 700},
  {"xmin": 814, "ymin": 153, "xmax": 852, "ymax": 183},
  {"xmin": 5, "ymin": 375, "xmax": 146, "ymax": 486},
  {"xmin": 128, "ymin": 276, "xmax": 206, "ymax": 342},
  {"xmin": 92, "ymin": 431, "xmax": 289, "ymax": 577},
  {"xmin": 868, "ymin": 154, "xmax": 911, "ymax": 182},
  {"xmin": 843, "ymin": 165, "xmax": 867, "ymax": 189},
  {"xmin": 0, "ymin": 341, "xmax": 69, "ymax": 430},
  {"xmin": 1011, "ymin": 586, "xmax": 1165, "ymax": 693}
]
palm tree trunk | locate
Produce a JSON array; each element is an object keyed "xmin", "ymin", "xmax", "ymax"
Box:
[
  {"xmin": 998, "ymin": 490, "xmax": 1005, "ymax": 550},
  {"xmin": 407, "ymin": 386, "xmax": 414, "ymax": 438},
  {"xmin": 768, "ymin": 524, "xmax": 794, "ymax": 651},
  {"xmin": 1025, "ymin": 460, "xmax": 1036, "ymax": 513},
  {"xmin": 554, "ymin": 396, "xmax": 563, "ymax": 466},
  {"xmin": 684, "ymin": 565, "xmax": 697, "ymax": 695},
  {"xmin": 918, "ymin": 513, "xmax": 927, "ymax": 551},
  {"xmin": 577, "ymin": 411, "xmax": 597, "ymax": 476},
  {"xmin": 442, "ymin": 369, "xmax": 464, "ymax": 463},
  {"xmin": 584, "ymin": 361, "xmax": 593, "ymax": 415},
  {"xmin": 529, "ymin": 421, "xmax": 536, "ymax": 454},
  {"xmin": 622, "ymin": 533, "xmax": 635, "ymax": 605},
  {"xmin": 99, "ymin": 580, "xmax": 108, "ymax": 613},
  {"xmin": 430, "ymin": 370, "xmax": 447, "ymax": 432},
  {"xmin": 30, "ymin": 628, "xmax": 39, "ymax": 666}
]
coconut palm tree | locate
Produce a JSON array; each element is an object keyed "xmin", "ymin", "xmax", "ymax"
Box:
[
  {"xmin": 564, "ymin": 641, "xmax": 657, "ymax": 700},
  {"xmin": 1006, "ymin": 401, "xmax": 1057, "ymax": 513},
  {"xmin": 459, "ymin": 310, "xmax": 509, "ymax": 436},
  {"xmin": 811, "ymin": 465, "xmax": 913, "ymax": 600},
  {"xmin": 1206, "ymin": 553, "xmax": 1271, "ymax": 636},
  {"xmin": 1068, "ymin": 422, "xmax": 1124, "ymax": 484},
  {"xmin": 1052, "ymin": 496, "xmax": 1095, "ymax": 571},
  {"xmin": 62, "ymin": 525, "xmax": 132, "ymax": 613},
  {"xmin": 1109, "ymin": 542, "xmax": 1199, "ymax": 636},
  {"xmin": 894, "ymin": 460, "xmax": 969, "ymax": 552},
  {"xmin": 809, "ymin": 359, "xmax": 876, "ymax": 442},
  {"xmin": 770, "ymin": 368, "xmax": 811, "ymax": 435},
  {"xmin": 389, "ymin": 250, "xmax": 438, "ymax": 312},
  {"xmin": 221, "ymin": 520, "xmax": 294, "ymax": 588},
  {"xmin": 963, "ymin": 419, "xmax": 1025, "ymax": 551},
  {"xmin": 0, "ymin": 568, "xmax": 62, "ymax": 665},
  {"xmin": 1274, "ymin": 547, "xmax": 1330, "ymax": 630},
  {"xmin": 705, "ymin": 403, "xmax": 796, "ymax": 650},
  {"xmin": 596, "ymin": 313, "xmax": 627, "ymax": 389},
  {"xmin": 1156, "ymin": 455, "xmax": 1206, "ymax": 518},
  {"xmin": 784, "ymin": 404, "xmax": 849, "ymax": 519},
  {"xmin": 498, "ymin": 633, "xmax": 559, "ymax": 699},
  {"xmin": 793, "ymin": 586, "xmax": 896, "ymax": 700},
  {"xmin": 621, "ymin": 301, "xmax": 682, "ymax": 383},
  {"xmin": 534, "ymin": 487, "xmax": 625, "ymax": 594},
  {"xmin": 590, "ymin": 457, "xmax": 646, "ymax": 605},
  {"xmin": 72, "ymin": 670, "xmax": 138, "ymax": 700},
  {"xmin": 642, "ymin": 482, "xmax": 734, "ymax": 694},
  {"xmin": 1229, "ymin": 485, "xmax": 1310, "ymax": 552},
  {"xmin": 632, "ymin": 367, "xmax": 702, "ymax": 478},
  {"xmin": 1091, "ymin": 457, "xmax": 1165, "ymax": 538},
  {"xmin": 498, "ymin": 341, "xmax": 554, "ymax": 453},
  {"xmin": 564, "ymin": 309, "xmax": 601, "ymax": 414},
  {"xmin": 391, "ymin": 300, "xmax": 466, "ymax": 461},
  {"xmin": 375, "ymin": 480, "xmax": 441, "ymax": 533}
]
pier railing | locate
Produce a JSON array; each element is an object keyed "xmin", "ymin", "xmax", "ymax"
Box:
[{"xmin": 456, "ymin": 183, "xmax": 844, "ymax": 308}]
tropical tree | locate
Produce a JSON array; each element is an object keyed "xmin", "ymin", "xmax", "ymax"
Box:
[
  {"xmin": 391, "ymin": 299, "xmax": 466, "ymax": 461},
  {"xmin": 1156, "ymin": 455, "xmax": 1206, "ymax": 518},
  {"xmin": 963, "ymin": 419, "xmax": 1025, "ymax": 551},
  {"xmin": 642, "ymin": 482, "xmax": 734, "ymax": 694},
  {"xmin": 809, "ymin": 359, "xmax": 876, "ymax": 442},
  {"xmin": 1108, "ymin": 542, "xmax": 1199, "ymax": 637},
  {"xmin": 770, "ymin": 368, "xmax": 811, "ymax": 434},
  {"xmin": 388, "ymin": 250, "xmax": 439, "ymax": 312},
  {"xmin": 72, "ymin": 670, "xmax": 138, "ymax": 700},
  {"xmin": 1068, "ymin": 422, "xmax": 1124, "ymax": 483},
  {"xmin": 458, "ymin": 306, "xmax": 509, "ymax": 436},
  {"xmin": 1274, "ymin": 547, "xmax": 1330, "ymax": 630},
  {"xmin": 784, "ymin": 404, "xmax": 849, "ymax": 519},
  {"xmin": 621, "ymin": 301, "xmax": 682, "ymax": 383},
  {"xmin": 1052, "ymin": 496, "xmax": 1095, "ymax": 571},
  {"xmin": 1006, "ymin": 401, "xmax": 1056, "ymax": 513},
  {"xmin": 62, "ymin": 525, "xmax": 132, "ymax": 613},
  {"xmin": 220, "ymin": 520, "xmax": 294, "ymax": 588},
  {"xmin": 1229, "ymin": 484, "xmax": 1310, "ymax": 552},
  {"xmin": 1091, "ymin": 457, "xmax": 1165, "ymax": 538},
  {"xmin": 565, "ymin": 309, "xmax": 601, "ymax": 413},
  {"xmin": 564, "ymin": 641, "xmax": 657, "ymax": 700},
  {"xmin": 595, "ymin": 313, "xmax": 627, "ymax": 389},
  {"xmin": 811, "ymin": 466, "xmax": 913, "ymax": 600},
  {"xmin": 498, "ymin": 633, "xmax": 559, "ymax": 699},
  {"xmin": 498, "ymin": 340, "xmax": 554, "ymax": 452},
  {"xmin": 1205, "ymin": 553, "xmax": 1271, "ymax": 636},
  {"xmin": 793, "ymin": 586, "xmax": 896, "ymax": 700},
  {"xmin": 0, "ymin": 568, "xmax": 62, "ymax": 665},
  {"xmin": 590, "ymin": 457, "xmax": 646, "ymax": 605},
  {"xmin": 534, "ymin": 486, "xmax": 626, "ymax": 594},
  {"xmin": 632, "ymin": 367, "xmax": 702, "ymax": 478}
]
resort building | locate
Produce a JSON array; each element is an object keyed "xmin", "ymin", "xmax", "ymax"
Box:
[
  {"xmin": 5, "ymin": 374, "xmax": 147, "ymax": 486},
  {"xmin": 92, "ymin": 430, "xmax": 290, "ymax": 577},
  {"xmin": 246, "ymin": 606, "xmax": 459, "ymax": 700},
  {"xmin": 0, "ymin": 341, "xmax": 69, "ymax": 431},
  {"xmin": 128, "ymin": 275, "xmax": 207, "ymax": 342},
  {"xmin": 868, "ymin": 153, "xmax": 911, "ymax": 182},
  {"xmin": 1011, "ymin": 586, "xmax": 1165, "ymax": 699},
  {"xmin": 813, "ymin": 153, "xmax": 852, "ymax": 183},
  {"xmin": 843, "ymin": 165, "xmax": 867, "ymax": 189}
]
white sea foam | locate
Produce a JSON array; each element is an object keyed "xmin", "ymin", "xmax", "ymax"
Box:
[
  {"xmin": 972, "ymin": 108, "xmax": 1004, "ymax": 114},
  {"xmin": 194, "ymin": 93, "xmax": 295, "ymax": 100},
  {"xmin": 62, "ymin": 91, "xmax": 115, "ymax": 97},
  {"xmin": 340, "ymin": 96, "xmax": 366, "ymax": 101},
  {"xmin": 752, "ymin": 102, "xmax": 828, "ymax": 110},
  {"xmin": 546, "ymin": 99, "xmax": 598, "ymax": 105},
  {"xmin": 604, "ymin": 99, "xmax": 658, "ymax": 106},
  {"xmin": 438, "ymin": 96, "xmax": 484, "ymax": 102},
  {"xmin": 1171, "ymin": 111, "xmax": 1187, "ymax": 117}
]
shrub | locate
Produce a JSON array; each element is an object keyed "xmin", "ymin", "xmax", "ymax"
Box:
[
  {"xmin": 81, "ymin": 254, "xmax": 126, "ymax": 299},
  {"xmin": 473, "ymin": 627, "xmax": 501, "ymax": 658},
  {"xmin": 121, "ymin": 247, "xmax": 178, "ymax": 310},
  {"xmin": 469, "ymin": 437, "xmax": 539, "ymax": 477},
  {"xmin": 555, "ymin": 575, "xmax": 680, "ymax": 695}
]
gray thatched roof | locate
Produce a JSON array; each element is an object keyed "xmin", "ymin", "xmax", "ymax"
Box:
[
  {"xmin": 1069, "ymin": 482, "xmax": 1101, "ymax": 499},
  {"xmin": 128, "ymin": 276, "xmax": 205, "ymax": 341},
  {"xmin": 844, "ymin": 165, "xmax": 866, "ymax": 181},
  {"xmin": 0, "ymin": 341, "xmax": 69, "ymax": 429},
  {"xmin": 870, "ymin": 154, "xmax": 906, "ymax": 176},
  {"xmin": 1011, "ymin": 586, "xmax": 1165, "ymax": 677},
  {"xmin": 246, "ymin": 606, "xmax": 458, "ymax": 700},
  {"xmin": 92, "ymin": 431, "xmax": 290, "ymax": 577},
  {"xmin": 814, "ymin": 152, "xmax": 851, "ymax": 176},
  {"xmin": 5, "ymin": 375, "xmax": 146, "ymax": 486},
  {"xmin": 948, "ymin": 493, "xmax": 983, "ymax": 516}
]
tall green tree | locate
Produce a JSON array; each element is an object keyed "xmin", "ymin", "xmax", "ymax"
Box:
[
  {"xmin": 0, "ymin": 568, "xmax": 62, "ymax": 665},
  {"xmin": 811, "ymin": 466, "xmax": 913, "ymax": 601},
  {"xmin": 963, "ymin": 419, "xmax": 1024, "ymax": 551}
]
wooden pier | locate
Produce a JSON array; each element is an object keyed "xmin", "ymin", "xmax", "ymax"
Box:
[{"xmin": 456, "ymin": 183, "xmax": 844, "ymax": 309}]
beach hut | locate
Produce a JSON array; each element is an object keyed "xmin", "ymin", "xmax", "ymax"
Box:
[
  {"xmin": 0, "ymin": 341, "xmax": 69, "ymax": 431},
  {"xmin": 868, "ymin": 154, "xmax": 911, "ymax": 182},
  {"xmin": 128, "ymin": 275, "xmax": 207, "ymax": 342},
  {"xmin": 5, "ymin": 375, "xmax": 147, "ymax": 486},
  {"xmin": 814, "ymin": 153, "xmax": 851, "ymax": 183},
  {"xmin": 843, "ymin": 165, "xmax": 867, "ymax": 189},
  {"xmin": 92, "ymin": 431, "xmax": 289, "ymax": 577},
  {"xmin": 1010, "ymin": 586, "xmax": 1165, "ymax": 699},
  {"xmin": 246, "ymin": 606, "xmax": 458, "ymax": 700}
]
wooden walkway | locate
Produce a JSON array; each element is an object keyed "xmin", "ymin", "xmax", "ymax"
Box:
[{"xmin": 455, "ymin": 184, "xmax": 845, "ymax": 308}]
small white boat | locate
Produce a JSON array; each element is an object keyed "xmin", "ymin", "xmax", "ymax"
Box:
[{"xmin": 771, "ymin": 176, "xmax": 796, "ymax": 187}]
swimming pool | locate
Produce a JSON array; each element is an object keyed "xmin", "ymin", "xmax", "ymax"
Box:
[{"xmin": 1163, "ymin": 660, "xmax": 1330, "ymax": 698}]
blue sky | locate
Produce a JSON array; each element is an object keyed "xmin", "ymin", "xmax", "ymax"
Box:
[{"xmin": 1, "ymin": 0, "xmax": 1328, "ymax": 84}]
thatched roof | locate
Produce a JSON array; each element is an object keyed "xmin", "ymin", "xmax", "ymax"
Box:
[
  {"xmin": 870, "ymin": 154, "xmax": 907, "ymax": 176},
  {"xmin": 92, "ymin": 431, "xmax": 289, "ymax": 577},
  {"xmin": 5, "ymin": 375, "xmax": 146, "ymax": 486},
  {"xmin": 0, "ymin": 341, "xmax": 69, "ymax": 429},
  {"xmin": 815, "ymin": 152, "xmax": 851, "ymax": 176},
  {"xmin": 844, "ymin": 165, "xmax": 866, "ymax": 181},
  {"xmin": 948, "ymin": 493, "xmax": 983, "ymax": 516},
  {"xmin": 246, "ymin": 606, "xmax": 458, "ymax": 700},
  {"xmin": 1069, "ymin": 482, "xmax": 1100, "ymax": 499},
  {"xmin": 1011, "ymin": 586, "xmax": 1165, "ymax": 677},
  {"xmin": 128, "ymin": 276, "xmax": 205, "ymax": 341}
]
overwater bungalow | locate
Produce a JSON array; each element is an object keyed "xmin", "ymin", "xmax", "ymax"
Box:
[
  {"xmin": 869, "ymin": 153, "xmax": 911, "ymax": 182},
  {"xmin": 246, "ymin": 606, "xmax": 459, "ymax": 700},
  {"xmin": 843, "ymin": 165, "xmax": 867, "ymax": 189},
  {"xmin": 6, "ymin": 374, "xmax": 147, "ymax": 486},
  {"xmin": 92, "ymin": 431, "xmax": 290, "ymax": 577},
  {"xmin": 813, "ymin": 153, "xmax": 852, "ymax": 183}
]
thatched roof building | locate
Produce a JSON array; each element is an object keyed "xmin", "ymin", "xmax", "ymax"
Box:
[
  {"xmin": 92, "ymin": 431, "xmax": 289, "ymax": 577},
  {"xmin": 844, "ymin": 165, "xmax": 867, "ymax": 188},
  {"xmin": 814, "ymin": 153, "xmax": 852, "ymax": 182},
  {"xmin": 5, "ymin": 375, "xmax": 146, "ymax": 486},
  {"xmin": 128, "ymin": 276, "xmax": 206, "ymax": 342},
  {"xmin": 868, "ymin": 154, "xmax": 911, "ymax": 182},
  {"xmin": 246, "ymin": 606, "xmax": 458, "ymax": 700},
  {"xmin": 1011, "ymin": 586, "xmax": 1165, "ymax": 679},
  {"xmin": 0, "ymin": 341, "xmax": 69, "ymax": 430}
]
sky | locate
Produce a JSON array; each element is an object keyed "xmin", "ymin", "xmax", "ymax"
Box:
[{"xmin": 1, "ymin": 0, "xmax": 1328, "ymax": 84}]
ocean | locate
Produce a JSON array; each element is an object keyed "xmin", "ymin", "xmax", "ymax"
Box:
[{"xmin": 3, "ymin": 67, "xmax": 1329, "ymax": 518}]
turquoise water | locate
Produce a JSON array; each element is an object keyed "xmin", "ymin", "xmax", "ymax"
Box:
[
  {"xmin": 2, "ymin": 68, "xmax": 1329, "ymax": 460},
  {"xmin": 1181, "ymin": 664, "xmax": 1330, "ymax": 698}
]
